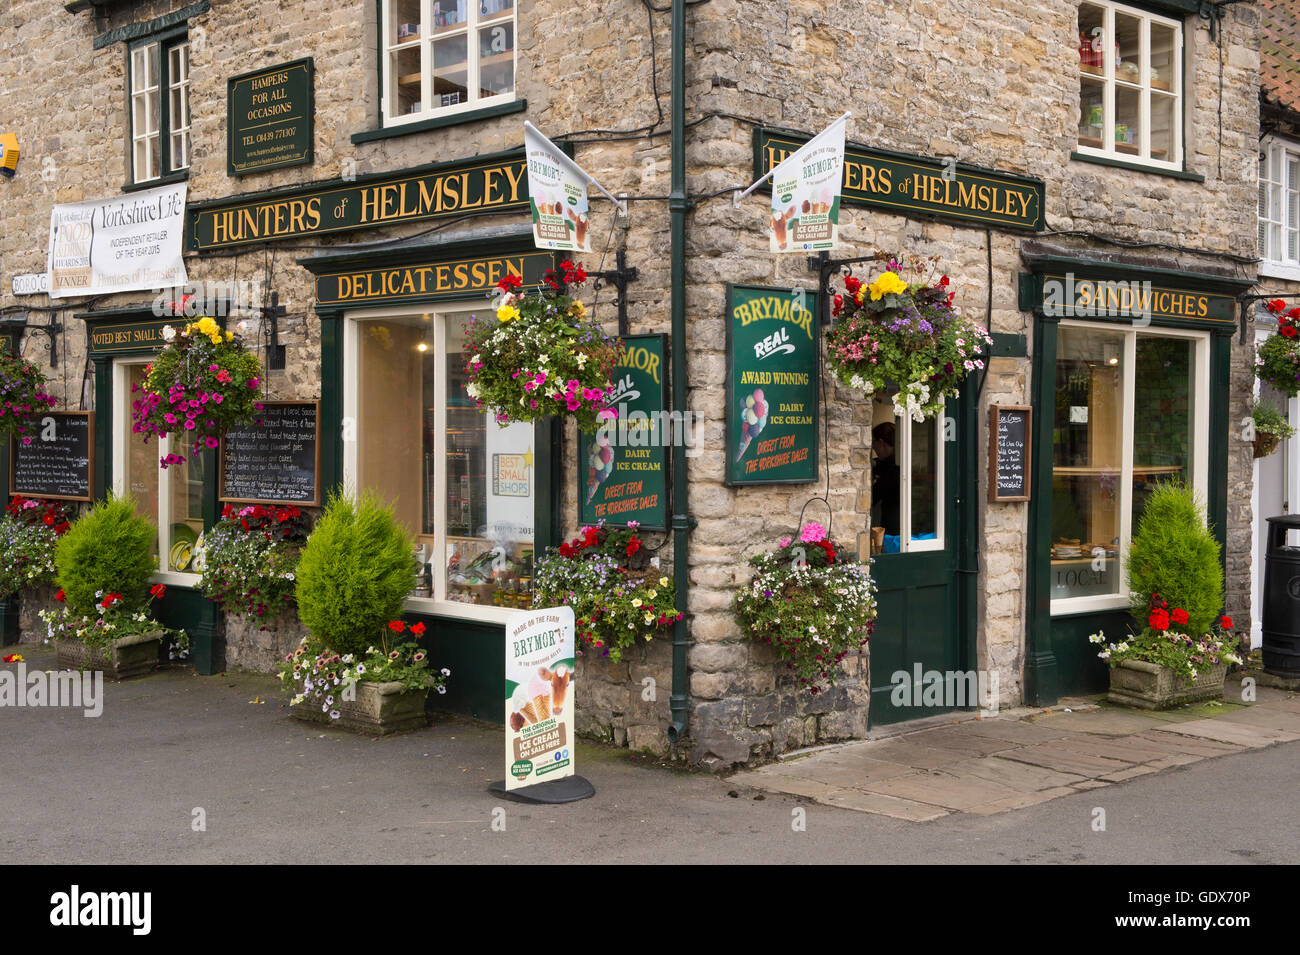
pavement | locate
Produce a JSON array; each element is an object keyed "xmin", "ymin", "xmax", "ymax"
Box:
[
  {"xmin": 738, "ymin": 677, "xmax": 1300, "ymax": 821},
  {"xmin": 3, "ymin": 645, "xmax": 1300, "ymax": 864}
]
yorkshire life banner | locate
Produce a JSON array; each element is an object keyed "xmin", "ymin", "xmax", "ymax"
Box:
[{"xmin": 46, "ymin": 183, "xmax": 188, "ymax": 298}]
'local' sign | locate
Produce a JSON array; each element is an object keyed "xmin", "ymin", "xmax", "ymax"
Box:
[{"xmin": 754, "ymin": 129, "xmax": 1045, "ymax": 232}]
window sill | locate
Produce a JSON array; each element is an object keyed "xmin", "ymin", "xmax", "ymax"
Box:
[
  {"xmin": 1050, "ymin": 595, "xmax": 1129, "ymax": 618},
  {"xmin": 1259, "ymin": 260, "xmax": 1300, "ymax": 283},
  {"xmin": 1070, "ymin": 151, "xmax": 1204, "ymax": 182},
  {"xmin": 403, "ymin": 596, "xmax": 524, "ymax": 627},
  {"xmin": 352, "ymin": 99, "xmax": 526, "ymax": 145},
  {"xmin": 123, "ymin": 169, "xmax": 190, "ymax": 193}
]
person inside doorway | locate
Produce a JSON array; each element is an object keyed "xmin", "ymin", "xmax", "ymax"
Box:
[{"xmin": 872, "ymin": 421, "xmax": 901, "ymax": 547}]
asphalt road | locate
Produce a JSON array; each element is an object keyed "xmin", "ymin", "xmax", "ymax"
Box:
[{"xmin": 1, "ymin": 653, "xmax": 1297, "ymax": 865}]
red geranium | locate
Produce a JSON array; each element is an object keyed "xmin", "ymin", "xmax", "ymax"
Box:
[
  {"xmin": 388, "ymin": 621, "xmax": 405, "ymax": 633},
  {"xmin": 1149, "ymin": 608, "xmax": 1171, "ymax": 631},
  {"xmin": 150, "ymin": 584, "xmax": 167, "ymax": 600},
  {"xmin": 816, "ymin": 539, "xmax": 837, "ymax": 564},
  {"xmin": 1268, "ymin": 299, "xmax": 1288, "ymax": 314},
  {"xmin": 54, "ymin": 589, "xmax": 65, "ymax": 603},
  {"xmin": 1220, "ymin": 615, "xmax": 1234, "ymax": 629},
  {"xmin": 1283, "ymin": 326, "xmax": 1298, "ymax": 339},
  {"xmin": 411, "ymin": 622, "xmax": 427, "ymax": 636},
  {"xmin": 1171, "ymin": 607, "xmax": 1189, "ymax": 625},
  {"xmin": 626, "ymin": 538, "xmax": 642, "ymax": 558}
]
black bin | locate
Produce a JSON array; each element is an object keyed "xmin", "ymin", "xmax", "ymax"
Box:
[{"xmin": 1263, "ymin": 514, "xmax": 1300, "ymax": 678}]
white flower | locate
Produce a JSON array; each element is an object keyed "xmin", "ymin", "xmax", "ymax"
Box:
[
  {"xmin": 538, "ymin": 354, "xmax": 549, "ymax": 364},
  {"xmin": 466, "ymin": 382, "xmax": 481, "ymax": 398},
  {"xmin": 441, "ymin": 667, "xmax": 451, "ymax": 676},
  {"xmin": 576, "ymin": 353, "xmax": 588, "ymax": 368},
  {"xmin": 162, "ymin": 325, "xmax": 176, "ymax": 341},
  {"xmin": 471, "ymin": 354, "xmax": 481, "ymax": 365},
  {"xmin": 437, "ymin": 685, "xmax": 446, "ymax": 694},
  {"xmin": 330, "ymin": 709, "xmax": 341, "ymax": 719},
  {"xmin": 356, "ymin": 663, "xmax": 366, "ymax": 675}
]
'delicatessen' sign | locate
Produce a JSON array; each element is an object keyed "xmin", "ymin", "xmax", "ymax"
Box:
[
  {"xmin": 579, "ymin": 334, "xmax": 668, "ymax": 530},
  {"xmin": 188, "ymin": 149, "xmax": 530, "ymax": 252},
  {"xmin": 227, "ymin": 58, "xmax": 314, "ymax": 176},
  {"xmin": 754, "ymin": 129, "xmax": 1045, "ymax": 231},
  {"xmin": 313, "ymin": 251, "xmax": 554, "ymax": 307},
  {"xmin": 726, "ymin": 285, "xmax": 819, "ymax": 485}
]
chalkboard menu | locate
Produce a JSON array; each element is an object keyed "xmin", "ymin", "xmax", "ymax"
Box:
[
  {"xmin": 10, "ymin": 412, "xmax": 93, "ymax": 501},
  {"xmin": 725, "ymin": 285, "xmax": 819, "ymax": 485},
  {"xmin": 989, "ymin": 405, "xmax": 1031, "ymax": 502},
  {"xmin": 219, "ymin": 401, "xmax": 320, "ymax": 505},
  {"xmin": 578, "ymin": 334, "xmax": 669, "ymax": 530}
]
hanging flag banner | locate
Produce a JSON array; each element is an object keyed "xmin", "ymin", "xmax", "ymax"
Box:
[
  {"xmin": 765, "ymin": 113, "xmax": 848, "ymax": 253},
  {"xmin": 46, "ymin": 183, "xmax": 188, "ymax": 298},
  {"xmin": 524, "ymin": 121, "xmax": 624, "ymax": 252},
  {"xmin": 505, "ymin": 606, "xmax": 576, "ymax": 791}
]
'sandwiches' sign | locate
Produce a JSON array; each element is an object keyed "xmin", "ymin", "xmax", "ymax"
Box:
[
  {"xmin": 188, "ymin": 149, "xmax": 530, "ymax": 252},
  {"xmin": 313, "ymin": 251, "xmax": 554, "ymax": 306},
  {"xmin": 1033, "ymin": 272, "xmax": 1237, "ymax": 324},
  {"xmin": 754, "ymin": 129, "xmax": 1045, "ymax": 232}
]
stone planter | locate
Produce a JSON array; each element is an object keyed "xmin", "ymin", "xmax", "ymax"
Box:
[
  {"xmin": 290, "ymin": 680, "xmax": 430, "ymax": 735},
  {"xmin": 53, "ymin": 631, "xmax": 162, "ymax": 681},
  {"xmin": 1107, "ymin": 659, "xmax": 1228, "ymax": 710}
]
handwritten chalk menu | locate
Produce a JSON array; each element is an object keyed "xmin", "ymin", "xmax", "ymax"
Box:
[
  {"xmin": 988, "ymin": 405, "xmax": 1031, "ymax": 502},
  {"xmin": 219, "ymin": 401, "xmax": 320, "ymax": 505},
  {"xmin": 10, "ymin": 412, "xmax": 93, "ymax": 501}
]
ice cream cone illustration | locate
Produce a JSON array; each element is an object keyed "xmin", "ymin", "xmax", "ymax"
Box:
[
  {"xmin": 735, "ymin": 388, "xmax": 769, "ymax": 462},
  {"xmin": 534, "ymin": 693, "xmax": 551, "ymax": 721},
  {"xmin": 521, "ymin": 700, "xmax": 539, "ymax": 724},
  {"xmin": 585, "ymin": 433, "xmax": 615, "ymax": 504}
]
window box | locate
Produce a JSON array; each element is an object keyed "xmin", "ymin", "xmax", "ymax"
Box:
[{"xmin": 1075, "ymin": 1, "xmax": 1182, "ymax": 171}]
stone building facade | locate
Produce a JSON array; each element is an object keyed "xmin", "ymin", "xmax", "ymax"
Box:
[{"xmin": 0, "ymin": 0, "xmax": 1266, "ymax": 768}]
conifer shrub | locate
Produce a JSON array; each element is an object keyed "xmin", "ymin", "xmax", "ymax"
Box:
[
  {"xmin": 1125, "ymin": 481, "xmax": 1223, "ymax": 636},
  {"xmin": 54, "ymin": 494, "xmax": 157, "ymax": 615},
  {"xmin": 294, "ymin": 490, "xmax": 416, "ymax": 656}
]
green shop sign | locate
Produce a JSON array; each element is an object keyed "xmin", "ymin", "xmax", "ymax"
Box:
[
  {"xmin": 313, "ymin": 251, "xmax": 554, "ymax": 306},
  {"xmin": 188, "ymin": 148, "xmax": 530, "ymax": 252},
  {"xmin": 87, "ymin": 319, "xmax": 175, "ymax": 354},
  {"xmin": 579, "ymin": 334, "xmax": 669, "ymax": 530},
  {"xmin": 754, "ymin": 129, "xmax": 1045, "ymax": 231},
  {"xmin": 726, "ymin": 285, "xmax": 819, "ymax": 486},
  {"xmin": 227, "ymin": 57, "xmax": 314, "ymax": 177},
  {"xmin": 1022, "ymin": 270, "xmax": 1238, "ymax": 325}
]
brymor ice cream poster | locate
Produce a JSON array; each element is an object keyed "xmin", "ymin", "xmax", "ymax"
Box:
[
  {"xmin": 768, "ymin": 112, "xmax": 848, "ymax": 253},
  {"xmin": 505, "ymin": 606, "xmax": 576, "ymax": 791},
  {"xmin": 524, "ymin": 121, "xmax": 591, "ymax": 253},
  {"xmin": 725, "ymin": 284, "xmax": 819, "ymax": 486}
]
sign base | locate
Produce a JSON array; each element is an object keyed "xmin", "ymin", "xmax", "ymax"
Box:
[{"xmin": 489, "ymin": 776, "xmax": 596, "ymax": 804}]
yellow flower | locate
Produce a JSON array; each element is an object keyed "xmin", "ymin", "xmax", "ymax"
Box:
[
  {"xmin": 225, "ymin": 331, "xmax": 234, "ymax": 341},
  {"xmin": 869, "ymin": 271, "xmax": 908, "ymax": 300},
  {"xmin": 659, "ymin": 576, "xmax": 669, "ymax": 587},
  {"xmin": 570, "ymin": 300, "xmax": 587, "ymax": 319},
  {"xmin": 497, "ymin": 304, "xmax": 520, "ymax": 323},
  {"xmin": 192, "ymin": 317, "xmax": 220, "ymax": 338},
  {"xmin": 209, "ymin": 335, "xmax": 223, "ymax": 346}
]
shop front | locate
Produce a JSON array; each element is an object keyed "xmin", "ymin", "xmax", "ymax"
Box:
[
  {"xmin": 1019, "ymin": 254, "xmax": 1251, "ymax": 701},
  {"xmin": 301, "ymin": 226, "xmax": 563, "ymax": 722}
]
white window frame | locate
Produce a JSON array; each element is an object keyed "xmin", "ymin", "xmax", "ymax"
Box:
[
  {"xmin": 342, "ymin": 305, "xmax": 526, "ymax": 626},
  {"xmin": 1076, "ymin": 0, "xmax": 1183, "ymax": 171},
  {"xmin": 380, "ymin": 0, "xmax": 517, "ymax": 128},
  {"xmin": 1050, "ymin": 321, "xmax": 1210, "ymax": 616},
  {"xmin": 129, "ymin": 34, "xmax": 191, "ymax": 184},
  {"xmin": 1259, "ymin": 137, "xmax": 1300, "ymax": 281},
  {"xmin": 111, "ymin": 358, "xmax": 202, "ymax": 588},
  {"xmin": 896, "ymin": 409, "xmax": 946, "ymax": 555}
]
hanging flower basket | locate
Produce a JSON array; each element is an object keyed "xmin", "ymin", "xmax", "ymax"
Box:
[
  {"xmin": 130, "ymin": 317, "xmax": 265, "ymax": 468},
  {"xmin": 0, "ymin": 350, "xmax": 57, "ymax": 446},
  {"xmin": 463, "ymin": 261, "xmax": 623, "ymax": 433},
  {"xmin": 1256, "ymin": 299, "xmax": 1300, "ymax": 398},
  {"xmin": 825, "ymin": 260, "xmax": 992, "ymax": 421},
  {"xmin": 732, "ymin": 522, "xmax": 877, "ymax": 694}
]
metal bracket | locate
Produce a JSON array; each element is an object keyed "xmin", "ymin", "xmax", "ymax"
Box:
[
  {"xmin": 1237, "ymin": 292, "xmax": 1293, "ymax": 346},
  {"xmin": 591, "ymin": 250, "xmax": 639, "ymax": 337},
  {"xmin": 260, "ymin": 291, "xmax": 288, "ymax": 370},
  {"xmin": 806, "ymin": 250, "xmax": 895, "ymax": 325},
  {"xmin": 0, "ymin": 314, "xmax": 63, "ymax": 368}
]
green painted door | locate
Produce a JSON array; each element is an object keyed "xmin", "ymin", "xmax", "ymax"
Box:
[{"xmin": 869, "ymin": 394, "xmax": 973, "ymax": 725}]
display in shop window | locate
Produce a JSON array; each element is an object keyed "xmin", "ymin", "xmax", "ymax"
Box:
[
  {"xmin": 826, "ymin": 259, "xmax": 990, "ymax": 422},
  {"xmin": 219, "ymin": 401, "xmax": 320, "ymax": 506},
  {"xmin": 725, "ymin": 284, "xmax": 819, "ymax": 485}
]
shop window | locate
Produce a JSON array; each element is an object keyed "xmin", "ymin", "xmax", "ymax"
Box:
[
  {"xmin": 869, "ymin": 405, "xmax": 945, "ymax": 556},
  {"xmin": 1259, "ymin": 138, "xmax": 1300, "ymax": 279},
  {"xmin": 1050, "ymin": 324, "xmax": 1208, "ymax": 612},
  {"xmin": 129, "ymin": 34, "xmax": 191, "ymax": 184},
  {"xmin": 381, "ymin": 0, "xmax": 516, "ymax": 126},
  {"xmin": 112, "ymin": 361, "xmax": 206, "ymax": 579},
  {"xmin": 1076, "ymin": 1, "xmax": 1182, "ymax": 169},
  {"xmin": 344, "ymin": 308, "xmax": 535, "ymax": 620}
]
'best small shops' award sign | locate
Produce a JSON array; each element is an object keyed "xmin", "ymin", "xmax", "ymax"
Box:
[{"xmin": 505, "ymin": 607, "xmax": 576, "ymax": 791}]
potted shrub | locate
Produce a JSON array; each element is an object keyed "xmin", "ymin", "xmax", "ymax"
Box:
[
  {"xmin": 1251, "ymin": 398, "xmax": 1295, "ymax": 458},
  {"xmin": 0, "ymin": 350, "xmax": 57, "ymax": 446},
  {"xmin": 1092, "ymin": 482, "xmax": 1241, "ymax": 708},
  {"xmin": 533, "ymin": 521, "xmax": 680, "ymax": 661},
  {"xmin": 825, "ymin": 258, "xmax": 993, "ymax": 421},
  {"xmin": 286, "ymin": 490, "xmax": 447, "ymax": 733},
  {"xmin": 131, "ymin": 316, "xmax": 265, "ymax": 468},
  {"xmin": 198, "ymin": 503, "xmax": 312, "ymax": 620},
  {"xmin": 1256, "ymin": 299, "xmax": 1300, "ymax": 398},
  {"xmin": 463, "ymin": 262, "xmax": 623, "ymax": 431},
  {"xmin": 733, "ymin": 522, "xmax": 877, "ymax": 693},
  {"xmin": 41, "ymin": 494, "xmax": 186, "ymax": 679}
]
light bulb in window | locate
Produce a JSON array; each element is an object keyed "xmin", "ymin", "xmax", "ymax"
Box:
[
  {"xmin": 1104, "ymin": 343, "xmax": 1119, "ymax": 366},
  {"xmin": 417, "ymin": 340, "xmax": 429, "ymax": 353}
]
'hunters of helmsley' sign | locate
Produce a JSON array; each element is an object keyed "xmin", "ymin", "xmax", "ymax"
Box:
[
  {"xmin": 754, "ymin": 129, "xmax": 1045, "ymax": 232},
  {"xmin": 188, "ymin": 149, "xmax": 531, "ymax": 251}
]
